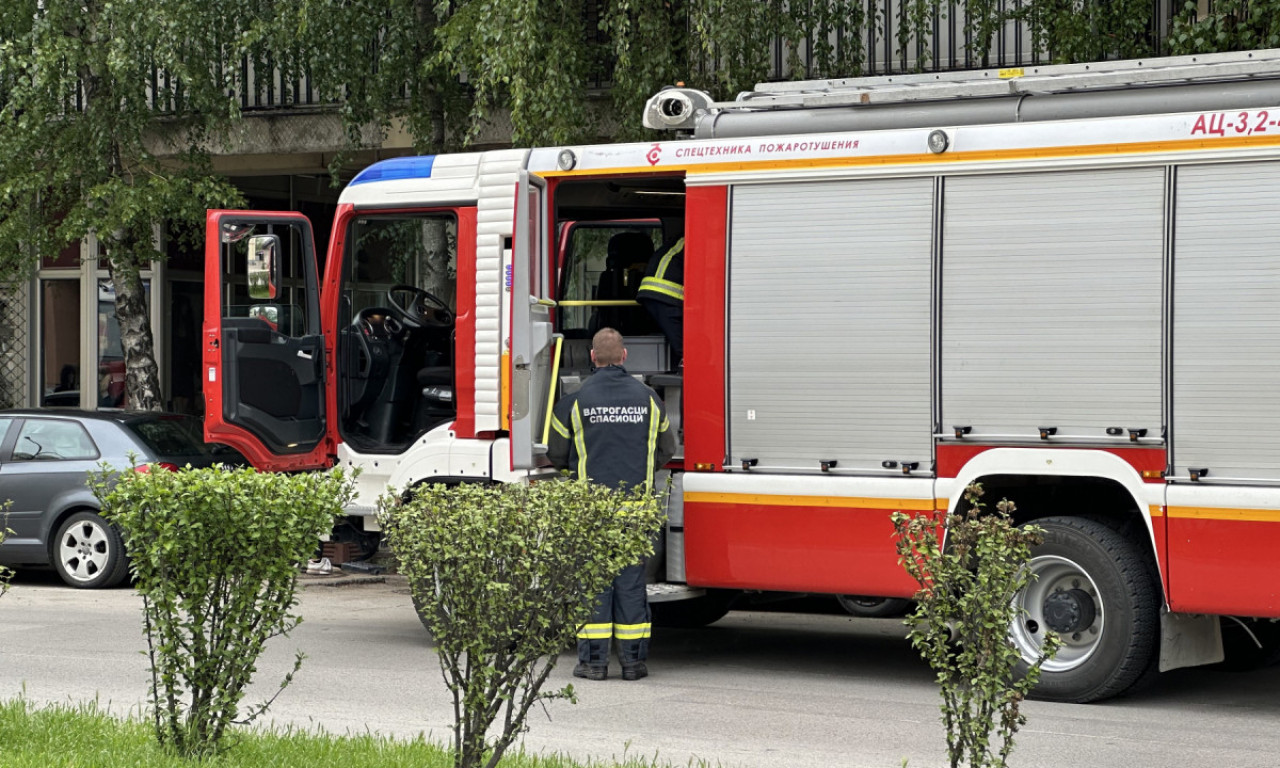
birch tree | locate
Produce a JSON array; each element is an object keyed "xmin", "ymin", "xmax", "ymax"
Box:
[{"xmin": 0, "ymin": 1, "xmax": 284, "ymax": 410}]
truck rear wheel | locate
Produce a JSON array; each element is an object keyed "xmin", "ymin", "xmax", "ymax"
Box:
[{"xmin": 1010, "ymin": 516, "xmax": 1159, "ymax": 703}]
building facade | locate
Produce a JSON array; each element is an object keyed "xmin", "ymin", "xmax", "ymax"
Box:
[{"xmin": 17, "ymin": 1, "xmax": 1183, "ymax": 414}]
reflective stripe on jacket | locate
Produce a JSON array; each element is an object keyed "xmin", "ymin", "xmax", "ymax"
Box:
[
  {"xmin": 637, "ymin": 238, "xmax": 685, "ymax": 306},
  {"xmin": 547, "ymin": 365, "xmax": 676, "ymax": 490}
]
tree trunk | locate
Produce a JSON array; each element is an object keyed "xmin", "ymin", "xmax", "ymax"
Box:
[
  {"xmin": 414, "ymin": 0, "xmax": 448, "ymax": 154},
  {"xmin": 109, "ymin": 255, "xmax": 164, "ymax": 411}
]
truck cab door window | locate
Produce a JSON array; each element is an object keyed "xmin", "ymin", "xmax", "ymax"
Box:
[{"xmin": 337, "ymin": 213, "xmax": 458, "ymax": 452}]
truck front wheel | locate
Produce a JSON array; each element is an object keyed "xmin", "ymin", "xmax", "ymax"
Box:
[
  {"xmin": 650, "ymin": 590, "xmax": 736, "ymax": 628},
  {"xmin": 1009, "ymin": 516, "xmax": 1160, "ymax": 703}
]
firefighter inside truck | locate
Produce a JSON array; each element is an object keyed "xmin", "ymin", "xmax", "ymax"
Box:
[
  {"xmin": 552, "ymin": 175, "xmax": 685, "ymax": 434},
  {"xmin": 336, "ymin": 212, "xmax": 458, "ymax": 453}
]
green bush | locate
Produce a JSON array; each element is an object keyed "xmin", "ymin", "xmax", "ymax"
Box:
[
  {"xmin": 93, "ymin": 464, "xmax": 355, "ymax": 759},
  {"xmin": 380, "ymin": 480, "xmax": 664, "ymax": 768},
  {"xmin": 892, "ymin": 483, "xmax": 1060, "ymax": 768}
]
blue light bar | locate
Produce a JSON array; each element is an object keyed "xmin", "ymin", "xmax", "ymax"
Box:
[{"xmin": 349, "ymin": 156, "xmax": 436, "ymax": 186}]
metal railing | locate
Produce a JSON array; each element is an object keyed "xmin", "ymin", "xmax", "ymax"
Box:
[{"xmin": 173, "ymin": 0, "xmax": 1175, "ymax": 114}]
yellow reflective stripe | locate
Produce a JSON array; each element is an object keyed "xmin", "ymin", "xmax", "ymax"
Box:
[
  {"xmin": 638, "ymin": 277, "xmax": 684, "ymax": 302},
  {"xmin": 646, "ymin": 396, "xmax": 660, "ymax": 490},
  {"xmin": 571, "ymin": 402, "xmax": 587, "ymax": 480},
  {"xmin": 614, "ymin": 623, "xmax": 652, "ymax": 640},
  {"xmin": 654, "ymin": 238, "xmax": 684, "ymax": 279},
  {"xmin": 638, "ymin": 239, "xmax": 684, "ymax": 301},
  {"xmin": 659, "ymin": 416, "xmax": 670, "ymax": 431},
  {"xmin": 550, "ymin": 414, "xmax": 570, "ymax": 439},
  {"xmin": 577, "ymin": 623, "xmax": 613, "ymax": 639}
]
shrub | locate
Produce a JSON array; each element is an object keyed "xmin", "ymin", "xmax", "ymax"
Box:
[
  {"xmin": 93, "ymin": 463, "xmax": 354, "ymax": 759},
  {"xmin": 891, "ymin": 483, "xmax": 1060, "ymax": 768},
  {"xmin": 381, "ymin": 479, "xmax": 664, "ymax": 768}
]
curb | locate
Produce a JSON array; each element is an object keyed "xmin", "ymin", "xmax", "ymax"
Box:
[{"xmin": 298, "ymin": 572, "xmax": 389, "ymax": 588}]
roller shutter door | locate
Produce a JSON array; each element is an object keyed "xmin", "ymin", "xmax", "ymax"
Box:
[
  {"xmin": 941, "ymin": 168, "xmax": 1165, "ymax": 438},
  {"xmin": 728, "ymin": 178, "xmax": 934, "ymax": 472},
  {"xmin": 1173, "ymin": 161, "xmax": 1280, "ymax": 480}
]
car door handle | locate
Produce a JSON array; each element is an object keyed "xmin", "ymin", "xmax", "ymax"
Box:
[{"xmin": 297, "ymin": 349, "xmax": 313, "ymax": 360}]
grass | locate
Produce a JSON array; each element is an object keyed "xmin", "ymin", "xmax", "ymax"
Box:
[{"xmin": 0, "ymin": 698, "xmax": 709, "ymax": 768}]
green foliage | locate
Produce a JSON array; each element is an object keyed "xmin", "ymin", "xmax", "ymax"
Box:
[
  {"xmin": 0, "ymin": 697, "xmax": 700, "ymax": 768},
  {"xmin": 0, "ymin": 0, "xmax": 259, "ymax": 275},
  {"xmin": 281, "ymin": 0, "xmax": 467, "ymax": 164},
  {"xmin": 892, "ymin": 484, "xmax": 1060, "ymax": 768},
  {"xmin": 0, "ymin": 0, "xmax": 269, "ymax": 408},
  {"xmin": 1022, "ymin": 0, "xmax": 1156, "ymax": 63},
  {"xmin": 92, "ymin": 464, "xmax": 355, "ymax": 759},
  {"xmin": 435, "ymin": 0, "xmax": 603, "ymax": 147},
  {"xmin": 897, "ymin": 0, "xmax": 941, "ymax": 71},
  {"xmin": 380, "ymin": 480, "xmax": 664, "ymax": 768},
  {"xmin": 1168, "ymin": 0, "xmax": 1280, "ymax": 54},
  {"xmin": 602, "ymin": 0, "xmax": 689, "ymax": 143}
]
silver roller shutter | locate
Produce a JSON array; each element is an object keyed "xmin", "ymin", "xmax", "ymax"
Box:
[
  {"xmin": 728, "ymin": 178, "xmax": 934, "ymax": 472},
  {"xmin": 941, "ymin": 169, "xmax": 1165, "ymax": 438},
  {"xmin": 1173, "ymin": 161, "xmax": 1280, "ymax": 481}
]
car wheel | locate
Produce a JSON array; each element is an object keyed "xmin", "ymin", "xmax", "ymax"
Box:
[
  {"xmin": 836, "ymin": 595, "xmax": 913, "ymax": 618},
  {"xmin": 52, "ymin": 511, "xmax": 129, "ymax": 589},
  {"xmin": 1009, "ymin": 516, "xmax": 1160, "ymax": 703}
]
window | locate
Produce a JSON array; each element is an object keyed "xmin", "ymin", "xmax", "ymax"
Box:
[
  {"xmin": 221, "ymin": 220, "xmax": 315, "ymax": 339},
  {"xmin": 13, "ymin": 419, "xmax": 99, "ymax": 461},
  {"xmin": 41, "ymin": 280, "xmax": 81, "ymax": 407},
  {"xmin": 127, "ymin": 415, "xmax": 213, "ymax": 457},
  {"xmin": 557, "ymin": 224, "xmax": 661, "ymax": 337},
  {"xmin": 345, "ymin": 213, "xmax": 457, "ymax": 315}
]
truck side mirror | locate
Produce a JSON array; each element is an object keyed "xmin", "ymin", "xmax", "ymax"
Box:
[{"xmin": 247, "ymin": 234, "xmax": 280, "ymax": 300}]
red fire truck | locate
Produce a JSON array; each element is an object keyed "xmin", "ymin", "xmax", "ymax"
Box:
[{"xmin": 205, "ymin": 49, "xmax": 1280, "ymax": 702}]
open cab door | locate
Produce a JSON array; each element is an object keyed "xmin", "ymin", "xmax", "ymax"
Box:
[
  {"xmin": 203, "ymin": 211, "xmax": 330, "ymax": 471},
  {"xmin": 508, "ymin": 171, "xmax": 559, "ymax": 470}
]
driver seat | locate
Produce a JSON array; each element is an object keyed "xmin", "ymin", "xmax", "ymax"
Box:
[{"xmin": 413, "ymin": 363, "xmax": 454, "ymax": 433}]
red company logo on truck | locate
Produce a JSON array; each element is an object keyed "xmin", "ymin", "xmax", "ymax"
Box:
[{"xmin": 646, "ymin": 144, "xmax": 662, "ymax": 166}]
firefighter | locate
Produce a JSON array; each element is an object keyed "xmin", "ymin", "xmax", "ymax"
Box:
[
  {"xmin": 548, "ymin": 327, "xmax": 677, "ymax": 681},
  {"xmin": 636, "ymin": 237, "xmax": 684, "ymax": 370}
]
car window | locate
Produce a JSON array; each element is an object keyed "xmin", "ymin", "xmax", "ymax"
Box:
[
  {"xmin": 126, "ymin": 416, "xmax": 214, "ymax": 457},
  {"xmin": 12, "ymin": 419, "xmax": 99, "ymax": 461}
]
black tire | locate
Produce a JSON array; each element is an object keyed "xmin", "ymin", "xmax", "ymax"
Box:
[
  {"xmin": 836, "ymin": 595, "xmax": 913, "ymax": 618},
  {"xmin": 51, "ymin": 511, "xmax": 129, "ymax": 589},
  {"xmin": 1009, "ymin": 516, "xmax": 1160, "ymax": 703},
  {"xmin": 650, "ymin": 590, "xmax": 736, "ymax": 628}
]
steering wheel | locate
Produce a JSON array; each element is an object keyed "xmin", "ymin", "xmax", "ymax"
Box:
[{"xmin": 387, "ymin": 285, "xmax": 454, "ymax": 329}]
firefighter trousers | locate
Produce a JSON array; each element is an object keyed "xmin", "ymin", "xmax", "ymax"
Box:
[
  {"xmin": 638, "ymin": 299, "xmax": 683, "ymax": 367},
  {"xmin": 577, "ymin": 562, "xmax": 650, "ymax": 666}
]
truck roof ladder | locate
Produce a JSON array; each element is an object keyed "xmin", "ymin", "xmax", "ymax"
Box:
[{"xmin": 744, "ymin": 48, "xmax": 1280, "ymax": 108}]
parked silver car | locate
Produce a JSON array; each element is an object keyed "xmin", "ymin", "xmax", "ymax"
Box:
[{"xmin": 0, "ymin": 409, "xmax": 245, "ymax": 588}]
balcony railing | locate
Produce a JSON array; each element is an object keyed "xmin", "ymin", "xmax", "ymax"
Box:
[{"xmin": 152, "ymin": 0, "xmax": 1175, "ymax": 112}]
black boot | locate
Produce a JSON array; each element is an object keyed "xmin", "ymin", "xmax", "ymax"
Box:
[
  {"xmin": 621, "ymin": 662, "xmax": 648, "ymax": 681},
  {"xmin": 573, "ymin": 662, "xmax": 607, "ymax": 681}
]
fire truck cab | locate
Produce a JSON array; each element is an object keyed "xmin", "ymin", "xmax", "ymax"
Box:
[{"xmin": 206, "ymin": 49, "xmax": 1280, "ymax": 703}]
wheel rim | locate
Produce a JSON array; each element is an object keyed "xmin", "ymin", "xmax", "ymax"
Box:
[
  {"xmin": 838, "ymin": 596, "xmax": 886, "ymax": 610},
  {"xmin": 1011, "ymin": 554, "xmax": 1104, "ymax": 672},
  {"xmin": 58, "ymin": 519, "xmax": 112, "ymax": 583}
]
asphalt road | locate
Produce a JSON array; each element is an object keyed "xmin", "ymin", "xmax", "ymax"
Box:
[{"xmin": 2, "ymin": 570, "xmax": 1279, "ymax": 768}]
